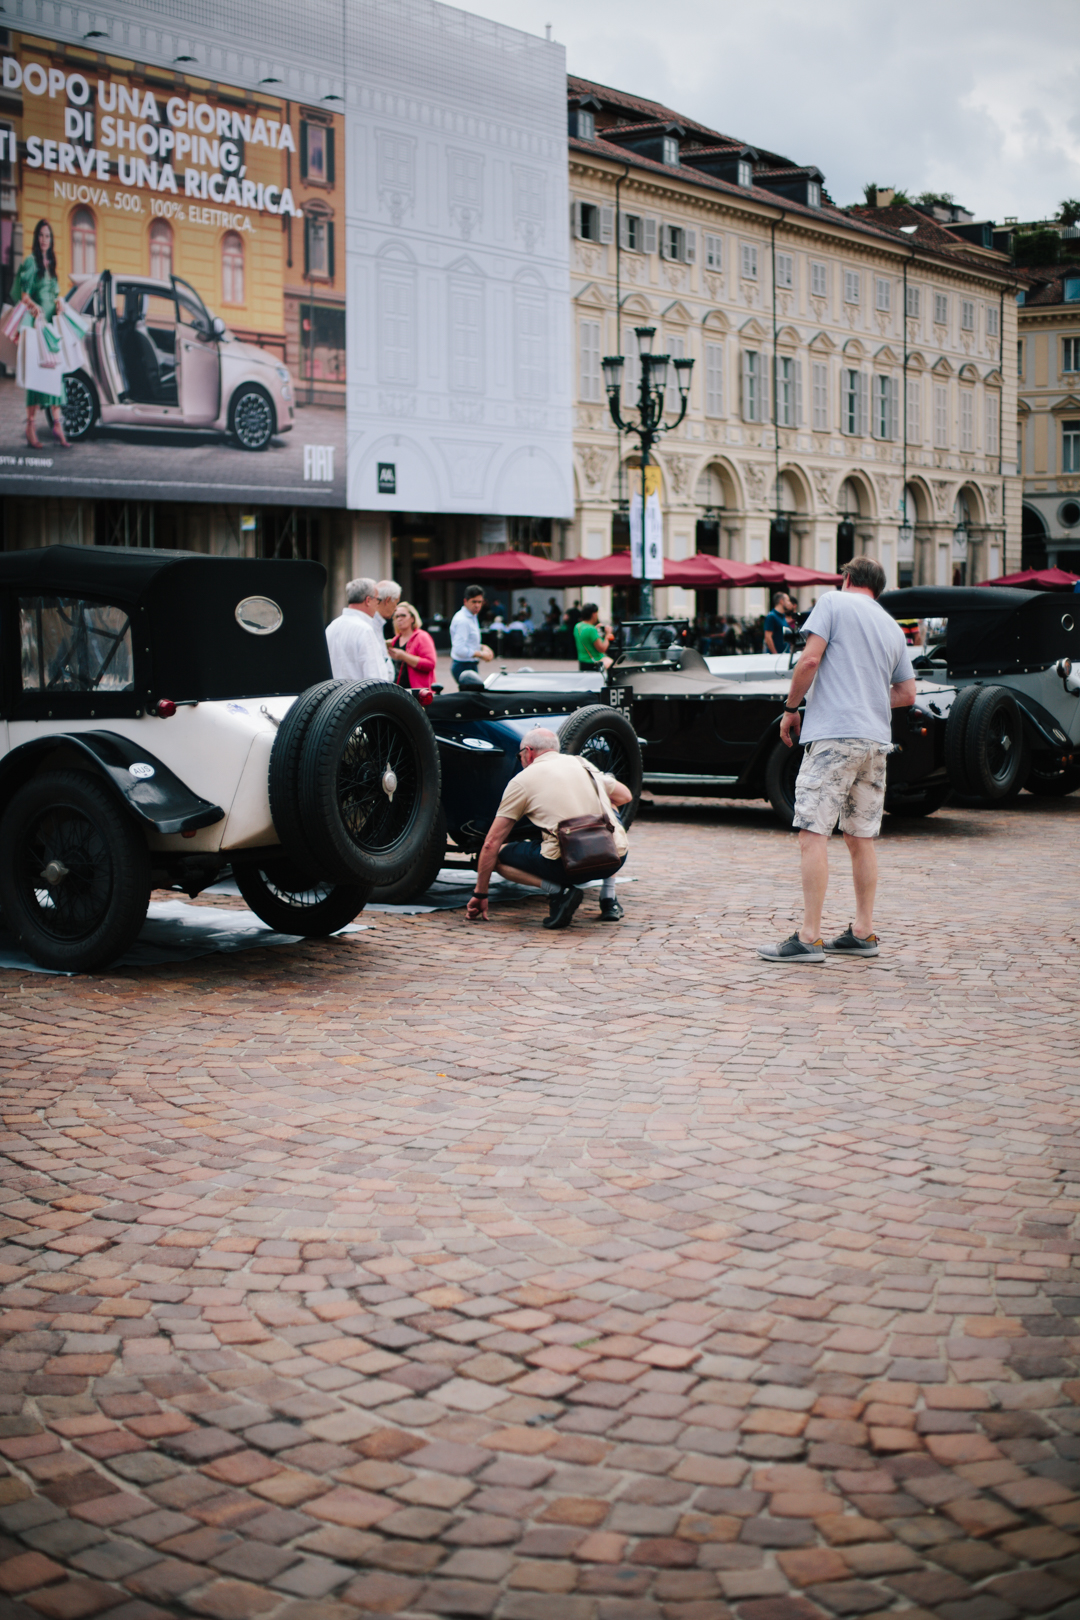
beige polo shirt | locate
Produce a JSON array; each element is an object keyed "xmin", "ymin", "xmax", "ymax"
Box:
[{"xmin": 496, "ymin": 753, "xmax": 629, "ymax": 863}]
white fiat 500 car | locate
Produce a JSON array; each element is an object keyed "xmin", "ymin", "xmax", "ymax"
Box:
[{"xmin": 0, "ymin": 546, "xmax": 441, "ymax": 971}]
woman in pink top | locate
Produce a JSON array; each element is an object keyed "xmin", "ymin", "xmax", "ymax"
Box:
[{"xmin": 388, "ymin": 602, "xmax": 438, "ymax": 689}]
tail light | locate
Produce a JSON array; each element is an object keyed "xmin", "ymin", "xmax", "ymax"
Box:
[
  {"xmin": 416, "ymin": 688, "xmax": 435, "ymax": 708},
  {"xmin": 153, "ymin": 699, "xmax": 176, "ymax": 717}
]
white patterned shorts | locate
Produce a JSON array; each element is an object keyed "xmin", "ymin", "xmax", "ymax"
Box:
[{"xmin": 793, "ymin": 738, "xmax": 892, "ymax": 838}]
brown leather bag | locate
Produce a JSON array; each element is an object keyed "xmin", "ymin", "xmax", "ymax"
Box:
[{"xmin": 556, "ymin": 765, "xmax": 623, "ymax": 881}]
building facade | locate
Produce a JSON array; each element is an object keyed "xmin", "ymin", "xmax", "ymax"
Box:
[
  {"xmin": 566, "ymin": 80, "xmax": 1022, "ymax": 616},
  {"xmin": 1016, "ymin": 267, "xmax": 1080, "ymax": 571}
]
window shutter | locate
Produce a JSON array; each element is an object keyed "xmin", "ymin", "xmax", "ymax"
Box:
[
  {"xmin": 643, "ymin": 216, "xmax": 657, "ymax": 254},
  {"xmin": 857, "ymin": 372, "xmax": 868, "ymax": 436},
  {"xmin": 327, "ymin": 222, "xmax": 335, "ymax": 282},
  {"xmin": 303, "ymin": 217, "xmax": 310, "ymax": 278},
  {"xmin": 741, "ymin": 351, "xmax": 752, "ymax": 422},
  {"xmin": 891, "ymin": 377, "xmax": 900, "ymax": 441},
  {"xmin": 299, "ymin": 120, "xmax": 309, "ymax": 181},
  {"xmin": 705, "ymin": 342, "xmax": 723, "ymax": 417},
  {"xmin": 794, "ymin": 359, "xmax": 803, "ymax": 426},
  {"xmin": 760, "ymin": 353, "xmax": 769, "ymax": 424},
  {"xmin": 619, "ymin": 212, "xmax": 630, "ymax": 250},
  {"xmin": 571, "ymin": 200, "xmax": 582, "ymax": 239},
  {"xmin": 326, "ymin": 127, "xmax": 336, "ymax": 186},
  {"xmin": 599, "ymin": 205, "xmax": 614, "ymax": 244},
  {"xmin": 684, "ymin": 229, "xmax": 696, "ymax": 264}
]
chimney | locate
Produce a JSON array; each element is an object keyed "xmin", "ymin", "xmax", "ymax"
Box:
[{"xmin": 867, "ymin": 185, "xmax": 895, "ymax": 208}]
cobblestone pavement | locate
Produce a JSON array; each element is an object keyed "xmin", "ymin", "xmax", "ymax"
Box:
[{"xmin": 0, "ymin": 793, "xmax": 1079, "ymax": 1620}]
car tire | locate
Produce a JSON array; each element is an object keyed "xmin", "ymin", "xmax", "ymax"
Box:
[
  {"xmin": 765, "ymin": 738, "xmax": 803, "ymax": 828},
  {"xmin": 233, "ymin": 857, "xmax": 369, "ymax": 936},
  {"xmin": 944, "ymin": 684, "xmax": 980, "ymax": 795},
  {"xmin": 298, "ymin": 680, "xmax": 442, "ymax": 887},
  {"xmin": 61, "ymin": 371, "xmax": 99, "ymax": 441},
  {"xmin": 0, "ymin": 770, "xmax": 150, "ymax": 972},
  {"xmin": 884, "ymin": 783, "xmax": 952, "ymax": 817},
  {"xmin": 229, "ymin": 384, "xmax": 275, "ymax": 450},
  {"xmin": 558, "ymin": 705, "xmax": 643, "ymax": 828},
  {"xmin": 963, "ymin": 685, "xmax": 1028, "ymax": 800},
  {"xmin": 368, "ymin": 805, "xmax": 448, "ymax": 904},
  {"xmin": 269, "ymin": 680, "xmax": 350, "ymax": 874},
  {"xmin": 1025, "ymin": 760, "xmax": 1080, "ymax": 797}
]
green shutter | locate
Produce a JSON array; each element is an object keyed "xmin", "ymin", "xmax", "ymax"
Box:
[
  {"xmin": 327, "ymin": 222, "xmax": 335, "ymax": 282},
  {"xmin": 303, "ymin": 218, "xmax": 310, "ymax": 277},
  {"xmin": 299, "ymin": 120, "xmax": 308, "ymax": 181},
  {"xmin": 326, "ymin": 127, "xmax": 335, "ymax": 186}
]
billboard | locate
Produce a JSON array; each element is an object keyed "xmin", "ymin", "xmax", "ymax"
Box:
[
  {"xmin": 346, "ymin": 0, "xmax": 572, "ymax": 519},
  {"xmin": 0, "ymin": 32, "xmax": 346, "ymax": 504}
]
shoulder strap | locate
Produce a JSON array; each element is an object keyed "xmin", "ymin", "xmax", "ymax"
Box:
[{"xmin": 580, "ymin": 758, "xmax": 618, "ymax": 826}]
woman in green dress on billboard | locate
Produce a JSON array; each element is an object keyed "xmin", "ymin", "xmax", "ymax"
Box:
[{"xmin": 15, "ymin": 220, "xmax": 69, "ymax": 450}]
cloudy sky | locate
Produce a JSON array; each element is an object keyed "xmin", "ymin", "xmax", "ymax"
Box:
[{"xmin": 474, "ymin": 0, "xmax": 1080, "ymax": 223}]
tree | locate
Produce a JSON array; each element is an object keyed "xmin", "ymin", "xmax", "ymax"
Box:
[
  {"xmin": 916, "ymin": 190, "xmax": 955, "ymax": 209},
  {"xmin": 1057, "ymin": 199, "xmax": 1080, "ymax": 228},
  {"xmin": 1013, "ymin": 227, "xmax": 1060, "ymax": 266}
]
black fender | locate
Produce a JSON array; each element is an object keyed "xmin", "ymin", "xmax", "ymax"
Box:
[
  {"xmin": 0, "ymin": 733, "xmax": 224, "ymax": 835},
  {"xmin": 1007, "ymin": 690, "xmax": 1074, "ymax": 752}
]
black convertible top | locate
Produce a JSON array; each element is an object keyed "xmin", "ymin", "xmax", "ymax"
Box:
[
  {"xmin": 0, "ymin": 546, "xmax": 332, "ymax": 705},
  {"xmin": 881, "ymin": 586, "xmax": 1079, "ymax": 674}
]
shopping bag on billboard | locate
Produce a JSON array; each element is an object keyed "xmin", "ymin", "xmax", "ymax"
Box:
[
  {"xmin": 58, "ymin": 300, "xmax": 91, "ymax": 339},
  {"xmin": 40, "ymin": 321, "xmax": 61, "ymax": 363},
  {"xmin": 17, "ymin": 324, "xmax": 63, "ymax": 396},
  {"xmin": 58, "ymin": 322, "xmax": 86, "ymax": 374},
  {"xmin": 0, "ymin": 304, "xmax": 20, "ymax": 369}
]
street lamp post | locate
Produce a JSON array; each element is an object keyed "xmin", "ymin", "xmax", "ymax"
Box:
[{"xmin": 602, "ymin": 326, "xmax": 694, "ymax": 619}]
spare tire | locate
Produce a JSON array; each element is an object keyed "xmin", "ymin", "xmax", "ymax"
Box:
[
  {"xmin": 558, "ymin": 705, "xmax": 643, "ymax": 828},
  {"xmin": 944, "ymin": 683, "xmax": 980, "ymax": 795},
  {"xmin": 234, "ymin": 857, "xmax": 368, "ymax": 936},
  {"xmin": 298, "ymin": 680, "xmax": 442, "ymax": 887},
  {"xmin": 269, "ymin": 679, "xmax": 350, "ymax": 874},
  {"xmin": 964, "ymin": 685, "xmax": 1028, "ymax": 800}
]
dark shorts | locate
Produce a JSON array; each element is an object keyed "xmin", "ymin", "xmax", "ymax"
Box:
[
  {"xmin": 498, "ymin": 839, "xmax": 627, "ymax": 888},
  {"xmin": 451, "ymin": 659, "xmax": 479, "ymax": 684}
]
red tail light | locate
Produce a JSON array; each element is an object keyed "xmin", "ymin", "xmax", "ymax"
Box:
[
  {"xmin": 154, "ymin": 699, "xmax": 176, "ymax": 718},
  {"xmin": 416, "ymin": 688, "xmax": 434, "ymax": 708}
]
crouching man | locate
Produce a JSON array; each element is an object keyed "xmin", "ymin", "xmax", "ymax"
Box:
[{"xmin": 465, "ymin": 728, "xmax": 631, "ymax": 929}]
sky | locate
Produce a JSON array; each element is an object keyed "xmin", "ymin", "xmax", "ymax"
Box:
[{"xmin": 471, "ymin": 0, "xmax": 1080, "ymax": 224}]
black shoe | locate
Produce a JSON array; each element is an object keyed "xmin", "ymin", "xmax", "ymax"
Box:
[
  {"xmin": 543, "ymin": 887, "xmax": 583, "ymax": 929},
  {"xmin": 598, "ymin": 897, "xmax": 623, "ymax": 922}
]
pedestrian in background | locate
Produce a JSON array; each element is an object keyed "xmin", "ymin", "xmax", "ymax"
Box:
[
  {"xmin": 466, "ymin": 727, "xmax": 631, "ymax": 928},
  {"xmin": 388, "ymin": 602, "xmax": 437, "ymax": 690},
  {"xmin": 450, "ymin": 584, "xmax": 495, "ymax": 686},
  {"xmin": 372, "ymin": 581, "xmax": 401, "ymax": 678},
  {"xmin": 326, "ymin": 577, "xmax": 393, "ymax": 682},
  {"xmin": 574, "ymin": 603, "xmax": 613, "ymax": 671},
  {"xmin": 757, "ymin": 556, "xmax": 916, "ymax": 965},
  {"xmin": 763, "ymin": 591, "xmax": 796, "ymax": 655}
]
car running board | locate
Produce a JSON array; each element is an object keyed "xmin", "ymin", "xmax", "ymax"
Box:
[{"xmin": 643, "ymin": 772, "xmax": 740, "ymax": 787}]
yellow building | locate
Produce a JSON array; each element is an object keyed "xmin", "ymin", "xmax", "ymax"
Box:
[
  {"xmin": 1016, "ymin": 266, "xmax": 1080, "ymax": 571},
  {"xmin": 567, "ymin": 78, "xmax": 1021, "ymax": 617}
]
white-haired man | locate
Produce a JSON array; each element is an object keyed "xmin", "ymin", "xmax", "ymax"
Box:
[
  {"xmin": 325, "ymin": 577, "xmax": 393, "ymax": 682},
  {"xmin": 465, "ymin": 727, "xmax": 632, "ymax": 930},
  {"xmin": 371, "ymin": 580, "xmax": 401, "ymax": 679}
]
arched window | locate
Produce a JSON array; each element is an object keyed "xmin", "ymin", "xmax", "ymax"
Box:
[
  {"xmin": 149, "ymin": 219, "xmax": 173, "ymax": 282},
  {"xmin": 71, "ymin": 207, "xmax": 96, "ymax": 277},
  {"xmin": 221, "ymin": 231, "xmax": 244, "ymax": 305}
]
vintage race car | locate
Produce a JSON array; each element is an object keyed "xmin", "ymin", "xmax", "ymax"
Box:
[
  {"xmin": 484, "ymin": 619, "xmax": 951, "ymax": 827},
  {"xmin": 880, "ymin": 586, "xmax": 1080, "ymax": 801},
  {"xmin": 0, "ymin": 546, "xmax": 441, "ymax": 971},
  {"xmin": 61, "ymin": 272, "xmax": 294, "ymax": 451}
]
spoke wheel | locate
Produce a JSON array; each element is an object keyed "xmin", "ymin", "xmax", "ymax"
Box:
[
  {"xmin": 1026, "ymin": 759, "xmax": 1080, "ymax": 798},
  {"xmin": 233, "ymin": 859, "xmax": 368, "ymax": 935},
  {"xmin": 0, "ymin": 770, "xmax": 150, "ymax": 972},
  {"xmin": 61, "ymin": 373, "xmax": 98, "ymax": 441},
  {"xmin": 230, "ymin": 385, "xmax": 274, "ymax": 450},
  {"xmin": 297, "ymin": 679, "xmax": 442, "ymax": 886}
]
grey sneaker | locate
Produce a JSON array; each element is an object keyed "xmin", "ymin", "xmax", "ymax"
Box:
[
  {"xmin": 824, "ymin": 925, "xmax": 880, "ymax": 958},
  {"xmin": 756, "ymin": 931, "xmax": 825, "ymax": 964}
]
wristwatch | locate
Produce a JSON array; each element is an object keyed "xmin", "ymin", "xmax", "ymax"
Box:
[{"xmin": 784, "ymin": 705, "xmax": 800, "ymax": 714}]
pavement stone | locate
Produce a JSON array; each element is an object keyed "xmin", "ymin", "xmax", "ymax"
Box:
[{"xmin": 0, "ymin": 796, "xmax": 1079, "ymax": 1619}]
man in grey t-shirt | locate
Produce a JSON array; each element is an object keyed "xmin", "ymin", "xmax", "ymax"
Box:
[{"xmin": 757, "ymin": 556, "xmax": 916, "ymax": 966}]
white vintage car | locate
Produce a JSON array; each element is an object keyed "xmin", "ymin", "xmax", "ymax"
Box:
[{"xmin": 0, "ymin": 546, "xmax": 441, "ymax": 971}]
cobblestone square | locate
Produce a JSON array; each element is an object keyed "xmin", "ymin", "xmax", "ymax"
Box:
[{"xmin": 0, "ymin": 792, "xmax": 1078, "ymax": 1620}]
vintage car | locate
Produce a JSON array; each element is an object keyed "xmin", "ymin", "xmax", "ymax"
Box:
[
  {"xmin": 482, "ymin": 619, "xmax": 951, "ymax": 827},
  {"xmin": 369, "ymin": 676, "xmax": 643, "ymax": 903},
  {"xmin": 880, "ymin": 586, "xmax": 1080, "ymax": 800},
  {"xmin": 60, "ymin": 273, "xmax": 294, "ymax": 451},
  {"xmin": 0, "ymin": 546, "xmax": 441, "ymax": 971}
]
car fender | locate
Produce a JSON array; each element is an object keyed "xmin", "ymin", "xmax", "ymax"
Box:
[
  {"xmin": 1006, "ymin": 689, "xmax": 1074, "ymax": 751},
  {"xmin": 0, "ymin": 733, "xmax": 223, "ymax": 836}
]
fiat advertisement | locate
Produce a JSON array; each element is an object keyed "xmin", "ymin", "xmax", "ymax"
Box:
[{"xmin": 0, "ymin": 32, "xmax": 346, "ymax": 504}]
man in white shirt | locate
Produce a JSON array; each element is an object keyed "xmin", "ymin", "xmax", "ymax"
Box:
[
  {"xmin": 325, "ymin": 577, "xmax": 394, "ymax": 683},
  {"xmin": 449, "ymin": 584, "xmax": 495, "ymax": 686}
]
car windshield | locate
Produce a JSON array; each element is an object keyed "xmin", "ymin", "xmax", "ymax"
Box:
[{"xmin": 19, "ymin": 596, "xmax": 134, "ymax": 692}]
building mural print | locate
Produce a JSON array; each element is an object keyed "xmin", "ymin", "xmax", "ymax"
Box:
[{"xmin": 0, "ymin": 32, "xmax": 346, "ymax": 504}]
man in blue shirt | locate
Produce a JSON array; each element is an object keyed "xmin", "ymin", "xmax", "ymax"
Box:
[
  {"xmin": 449, "ymin": 585, "xmax": 495, "ymax": 686},
  {"xmin": 763, "ymin": 591, "xmax": 796, "ymax": 655}
]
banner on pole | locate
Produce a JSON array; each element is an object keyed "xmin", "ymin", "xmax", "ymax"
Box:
[{"xmin": 629, "ymin": 490, "xmax": 663, "ymax": 580}]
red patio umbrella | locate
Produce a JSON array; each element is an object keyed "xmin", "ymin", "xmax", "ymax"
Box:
[
  {"xmin": 979, "ymin": 566, "xmax": 1080, "ymax": 591},
  {"xmin": 541, "ymin": 552, "xmax": 763, "ymax": 588},
  {"xmin": 752, "ymin": 560, "xmax": 843, "ymax": 587},
  {"xmin": 420, "ymin": 550, "xmax": 561, "ymax": 583}
]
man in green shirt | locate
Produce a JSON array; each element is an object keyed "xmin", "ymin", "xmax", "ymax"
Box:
[{"xmin": 573, "ymin": 603, "xmax": 613, "ymax": 671}]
